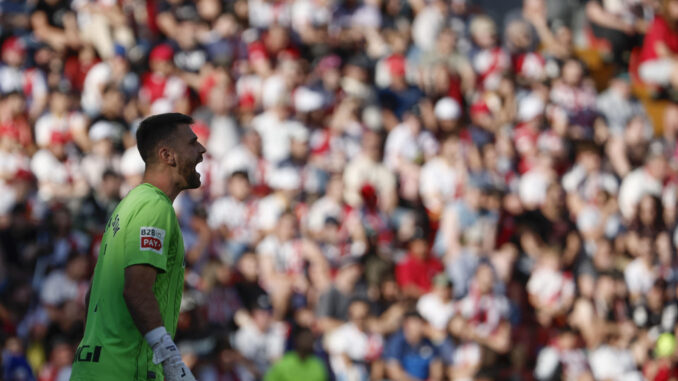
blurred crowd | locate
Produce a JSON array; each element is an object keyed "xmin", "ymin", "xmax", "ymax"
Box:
[{"xmin": 4, "ymin": 0, "xmax": 678, "ymax": 380}]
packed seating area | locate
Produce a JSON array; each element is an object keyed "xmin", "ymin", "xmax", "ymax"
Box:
[{"xmin": 3, "ymin": 0, "xmax": 678, "ymax": 380}]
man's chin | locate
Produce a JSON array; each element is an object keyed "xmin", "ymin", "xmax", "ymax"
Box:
[{"xmin": 185, "ymin": 172, "xmax": 202, "ymax": 189}]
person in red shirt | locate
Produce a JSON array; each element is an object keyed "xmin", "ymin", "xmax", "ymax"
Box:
[
  {"xmin": 638, "ymin": 0, "xmax": 678, "ymax": 87},
  {"xmin": 396, "ymin": 229, "xmax": 444, "ymax": 298}
]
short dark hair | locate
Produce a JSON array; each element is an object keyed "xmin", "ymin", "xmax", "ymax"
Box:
[{"xmin": 136, "ymin": 113, "xmax": 193, "ymax": 163}]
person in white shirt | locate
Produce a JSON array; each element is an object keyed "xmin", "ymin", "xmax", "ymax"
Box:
[
  {"xmin": 343, "ymin": 130, "xmax": 397, "ymax": 211},
  {"xmin": 417, "ymin": 274, "xmax": 456, "ymax": 334},
  {"xmin": 34, "ymin": 90, "xmax": 89, "ymax": 151},
  {"xmin": 325, "ymin": 299, "xmax": 384, "ymax": 381},
  {"xmin": 209, "ymin": 171, "xmax": 259, "ymax": 264},
  {"xmin": 419, "ymin": 133, "xmax": 465, "ymax": 216},
  {"xmin": 618, "ymin": 145, "xmax": 668, "ymax": 221},
  {"xmin": 30, "ymin": 132, "xmax": 89, "ymax": 202},
  {"xmin": 384, "ymin": 109, "xmax": 439, "ymax": 202},
  {"xmin": 233, "ymin": 295, "xmax": 287, "ymax": 377},
  {"xmin": 624, "ymin": 234, "xmax": 658, "ymax": 302}
]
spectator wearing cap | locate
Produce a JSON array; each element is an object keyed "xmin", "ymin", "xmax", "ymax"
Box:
[
  {"xmin": 383, "ymin": 311, "xmax": 443, "ymax": 381},
  {"xmin": 396, "ymin": 228, "xmax": 443, "ymax": 299},
  {"xmin": 325, "ymin": 298, "xmax": 384, "ymax": 381},
  {"xmin": 315, "ymin": 256, "xmax": 366, "ymax": 333},
  {"xmin": 433, "ymin": 97, "xmax": 462, "ymax": 134},
  {"xmin": 139, "ymin": 44, "xmax": 188, "ymax": 114},
  {"xmin": 265, "ymin": 328, "xmax": 328, "ymax": 381},
  {"xmin": 233, "ymin": 294, "xmax": 286, "ymax": 378},
  {"xmin": 0, "ymin": 38, "xmax": 50, "ymax": 121}
]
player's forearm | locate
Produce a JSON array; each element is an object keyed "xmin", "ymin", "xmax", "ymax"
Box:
[
  {"xmin": 124, "ymin": 287, "xmax": 164, "ymax": 335},
  {"xmin": 123, "ymin": 265, "xmax": 164, "ymax": 335}
]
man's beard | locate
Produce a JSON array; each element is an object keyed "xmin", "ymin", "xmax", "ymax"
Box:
[{"xmin": 181, "ymin": 161, "xmax": 202, "ymax": 189}]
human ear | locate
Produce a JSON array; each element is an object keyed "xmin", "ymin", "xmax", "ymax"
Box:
[{"xmin": 158, "ymin": 146, "xmax": 176, "ymax": 166}]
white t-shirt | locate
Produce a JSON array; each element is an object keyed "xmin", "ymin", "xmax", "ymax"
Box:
[
  {"xmin": 233, "ymin": 321, "xmax": 287, "ymax": 373},
  {"xmin": 40, "ymin": 271, "xmax": 83, "ymax": 306},
  {"xmin": 34, "ymin": 112, "xmax": 87, "ymax": 147},
  {"xmin": 306, "ymin": 196, "xmax": 343, "ymax": 233},
  {"xmin": 326, "ymin": 322, "xmax": 383, "ymax": 362},
  {"xmin": 253, "ymin": 194, "xmax": 286, "ymax": 232},
  {"xmin": 208, "ymin": 196, "xmax": 256, "ymax": 243},
  {"xmin": 256, "ymin": 235, "xmax": 304, "ymax": 274},
  {"xmin": 527, "ymin": 267, "xmax": 575, "ymax": 310},
  {"xmin": 588, "ymin": 345, "xmax": 643, "ymax": 381},
  {"xmin": 384, "ymin": 123, "xmax": 439, "ymax": 170},
  {"xmin": 206, "ymin": 116, "xmax": 240, "ymax": 161},
  {"xmin": 30, "ymin": 149, "xmax": 80, "ymax": 186},
  {"xmin": 416, "ymin": 292, "xmax": 456, "ymax": 330},
  {"xmin": 412, "ymin": 5, "xmax": 445, "ymax": 52},
  {"xmin": 519, "ymin": 169, "xmax": 551, "ymax": 208},
  {"xmin": 618, "ymin": 168, "xmax": 663, "ymax": 221},
  {"xmin": 81, "ymin": 62, "xmax": 111, "ymax": 114},
  {"xmin": 624, "ymin": 258, "xmax": 656, "ymax": 296},
  {"xmin": 252, "ymin": 112, "xmax": 307, "ymax": 164},
  {"xmin": 419, "ymin": 157, "xmax": 460, "ymax": 209}
]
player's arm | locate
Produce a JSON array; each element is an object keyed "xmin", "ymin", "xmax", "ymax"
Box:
[
  {"xmin": 123, "ymin": 264, "xmax": 163, "ymax": 333},
  {"xmin": 123, "ymin": 264, "xmax": 195, "ymax": 381}
]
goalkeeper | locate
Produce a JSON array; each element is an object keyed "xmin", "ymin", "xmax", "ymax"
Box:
[{"xmin": 71, "ymin": 113, "xmax": 206, "ymax": 381}]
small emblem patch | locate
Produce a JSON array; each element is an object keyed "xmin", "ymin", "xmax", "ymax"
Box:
[{"xmin": 140, "ymin": 227, "xmax": 165, "ymax": 254}]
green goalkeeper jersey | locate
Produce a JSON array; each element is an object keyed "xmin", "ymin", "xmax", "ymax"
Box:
[{"xmin": 71, "ymin": 183, "xmax": 185, "ymax": 381}]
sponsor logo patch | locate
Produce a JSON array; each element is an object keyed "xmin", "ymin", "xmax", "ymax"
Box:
[{"xmin": 140, "ymin": 227, "xmax": 165, "ymax": 254}]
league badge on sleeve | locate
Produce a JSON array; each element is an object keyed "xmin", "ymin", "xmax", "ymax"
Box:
[{"xmin": 140, "ymin": 227, "xmax": 166, "ymax": 254}]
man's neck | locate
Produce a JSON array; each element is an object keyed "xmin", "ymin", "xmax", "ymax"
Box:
[{"xmin": 143, "ymin": 169, "xmax": 181, "ymax": 202}]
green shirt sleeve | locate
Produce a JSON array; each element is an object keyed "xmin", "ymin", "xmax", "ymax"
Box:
[{"xmin": 123, "ymin": 197, "xmax": 173, "ymax": 272}]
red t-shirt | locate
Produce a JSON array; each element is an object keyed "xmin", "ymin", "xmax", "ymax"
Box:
[
  {"xmin": 640, "ymin": 15, "xmax": 678, "ymax": 63},
  {"xmin": 395, "ymin": 253, "xmax": 444, "ymax": 293}
]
